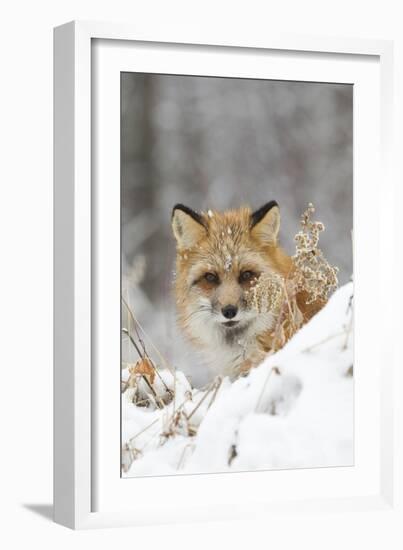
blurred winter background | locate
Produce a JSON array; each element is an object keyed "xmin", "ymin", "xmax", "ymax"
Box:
[{"xmin": 121, "ymin": 73, "xmax": 353, "ymax": 386}]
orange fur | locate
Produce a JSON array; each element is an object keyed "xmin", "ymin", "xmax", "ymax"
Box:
[{"xmin": 172, "ymin": 204, "xmax": 325, "ymax": 377}]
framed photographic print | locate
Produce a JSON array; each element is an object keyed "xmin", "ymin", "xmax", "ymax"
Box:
[{"xmin": 54, "ymin": 21, "xmax": 400, "ymax": 529}]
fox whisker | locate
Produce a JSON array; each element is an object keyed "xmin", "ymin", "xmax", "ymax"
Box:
[{"xmin": 182, "ymin": 306, "xmax": 212, "ymax": 324}]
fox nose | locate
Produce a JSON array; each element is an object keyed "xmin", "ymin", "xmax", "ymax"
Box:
[{"xmin": 222, "ymin": 305, "xmax": 238, "ymax": 319}]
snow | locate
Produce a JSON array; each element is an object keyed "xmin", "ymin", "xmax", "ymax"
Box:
[
  {"xmin": 122, "ymin": 282, "xmax": 353, "ymax": 477},
  {"xmin": 224, "ymin": 254, "xmax": 233, "ymax": 271}
]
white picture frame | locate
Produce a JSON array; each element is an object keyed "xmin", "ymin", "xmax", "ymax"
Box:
[{"xmin": 54, "ymin": 20, "xmax": 400, "ymax": 530}]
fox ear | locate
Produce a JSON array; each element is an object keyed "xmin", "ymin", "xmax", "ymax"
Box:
[
  {"xmin": 250, "ymin": 201, "xmax": 280, "ymax": 245},
  {"xmin": 171, "ymin": 204, "xmax": 206, "ymax": 249}
]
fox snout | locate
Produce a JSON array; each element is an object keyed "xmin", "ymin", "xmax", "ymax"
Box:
[
  {"xmin": 221, "ymin": 305, "xmax": 238, "ymax": 319},
  {"xmin": 214, "ymin": 280, "xmax": 244, "ymax": 322}
]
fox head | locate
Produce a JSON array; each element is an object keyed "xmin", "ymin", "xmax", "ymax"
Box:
[{"xmin": 171, "ymin": 202, "xmax": 293, "ymax": 360}]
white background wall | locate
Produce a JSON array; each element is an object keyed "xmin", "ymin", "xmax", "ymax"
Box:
[{"xmin": 0, "ymin": 0, "xmax": 401, "ymax": 547}]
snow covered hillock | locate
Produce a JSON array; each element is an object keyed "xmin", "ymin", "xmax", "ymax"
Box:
[{"xmin": 122, "ymin": 282, "xmax": 353, "ymax": 477}]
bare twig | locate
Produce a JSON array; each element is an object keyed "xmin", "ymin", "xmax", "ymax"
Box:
[
  {"xmin": 128, "ymin": 417, "xmax": 160, "ymax": 445},
  {"xmin": 206, "ymin": 377, "xmax": 223, "ymax": 411},
  {"xmin": 122, "ymin": 296, "xmax": 175, "ymax": 375},
  {"xmin": 302, "ymin": 331, "xmax": 345, "ymax": 353},
  {"xmin": 255, "ymin": 366, "xmax": 279, "ymax": 412},
  {"xmin": 186, "ymin": 381, "xmax": 217, "ymax": 421},
  {"xmin": 122, "ymin": 327, "xmax": 143, "ymax": 359},
  {"xmin": 177, "ymin": 443, "xmax": 194, "ymax": 470},
  {"xmin": 122, "ymin": 304, "xmax": 173, "ymax": 396}
]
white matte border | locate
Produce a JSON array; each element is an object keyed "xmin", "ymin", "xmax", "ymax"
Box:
[
  {"xmin": 93, "ymin": 40, "xmax": 380, "ymax": 510},
  {"xmin": 54, "ymin": 21, "xmax": 398, "ymax": 529}
]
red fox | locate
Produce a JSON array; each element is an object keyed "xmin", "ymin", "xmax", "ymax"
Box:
[{"xmin": 171, "ymin": 202, "xmax": 325, "ymax": 377}]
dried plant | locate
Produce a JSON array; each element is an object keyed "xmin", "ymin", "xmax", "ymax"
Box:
[
  {"xmin": 244, "ymin": 272, "xmax": 285, "ymax": 316},
  {"xmin": 121, "ymin": 296, "xmax": 176, "ymax": 409},
  {"xmin": 242, "ymin": 203, "xmax": 338, "ymax": 354},
  {"xmin": 130, "ymin": 357, "xmax": 156, "ymax": 384},
  {"xmin": 121, "ymin": 293, "xmax": 221, "ymax": 471},
  {"xmin": 292, "ymin": 203, "xmax": 339, "ymax": 304}
]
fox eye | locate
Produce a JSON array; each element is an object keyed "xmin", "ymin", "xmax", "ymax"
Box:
[
  {"xmin": 204, "ymin": 272, "xmax": 219, "ymax": 284},
  {"xmin": 239, "ymin": 270, "xmax": 255, "ymax": 283}
]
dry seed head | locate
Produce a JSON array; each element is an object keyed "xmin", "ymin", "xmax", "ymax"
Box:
[
  {"xmin": 292, "ymin": 203, "xmax": 338, "ymax": 304},
  {"xmin": 244, "ymin": 272, "xmax": 285, "ymax": 315}
]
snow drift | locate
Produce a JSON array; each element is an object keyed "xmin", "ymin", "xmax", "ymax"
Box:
[{"xmin": 122, "ymin": 282, "xmax": 353, "ymax": 477}]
